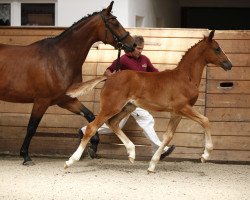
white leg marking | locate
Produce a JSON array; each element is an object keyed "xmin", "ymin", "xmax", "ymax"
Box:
[
  {"xmin": 65, "ymin": 145, "xmax": 84, "ymax": 168},
  {"xmin": 127, "ymin": 142, "xmax": 135, "ymax": 163},
  {"xmin": 148, "ymin": 146, "xmax": 164, "ymax": 172}
]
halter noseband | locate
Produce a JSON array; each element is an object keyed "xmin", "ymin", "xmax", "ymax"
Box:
[{"xmin": 100, "ymin": 12, "xmax": 131, "ymax": 71}]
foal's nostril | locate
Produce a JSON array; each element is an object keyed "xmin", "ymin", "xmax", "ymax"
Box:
[{"xmin": 222, "ymin": 61, "xmax": 232, "ymax": 70}]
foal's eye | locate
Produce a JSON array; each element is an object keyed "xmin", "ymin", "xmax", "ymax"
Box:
[{"xmin": 215, "ymin": 47, "xmax": 221, "ymax": 54}]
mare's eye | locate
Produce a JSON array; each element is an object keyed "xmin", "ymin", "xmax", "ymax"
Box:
[{"xmin": 215, "ymin": 47, "xmax": 221, "ymax": 54}]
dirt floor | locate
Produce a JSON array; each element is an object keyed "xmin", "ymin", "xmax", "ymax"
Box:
[{"xmin": 0, "ymin": 155, "xmax": 249, "ymax": 200}]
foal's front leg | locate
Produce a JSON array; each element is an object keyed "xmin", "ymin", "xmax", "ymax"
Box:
[
  {"xmin": 148, "ymin": 115, "xmax": 182, "ymax": 173},
  {"xmin": 179, "ymin": 105, "xmax": 213, "ymax": 163}
]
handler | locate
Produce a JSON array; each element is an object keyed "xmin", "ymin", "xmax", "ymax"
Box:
[{"xmin": 81, "ymin": 35, "xmax": 175, "ymax": 159}]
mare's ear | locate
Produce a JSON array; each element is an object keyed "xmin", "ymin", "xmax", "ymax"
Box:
[
  {"xmin": 105, "ymin": 1, "xmax": 114, "ymax": 15},
  {"xmin": 208, "ymin": 30, "xmax": 215, "ymax": 42}
]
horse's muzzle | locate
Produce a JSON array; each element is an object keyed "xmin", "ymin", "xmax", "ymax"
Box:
[
  {"xmin": 221, "ymin": 60, "xmax": 233, "ymax": 71},
  {"xmin": 123, "ymin": 43, "xmax": 136, "ymax": 53}
]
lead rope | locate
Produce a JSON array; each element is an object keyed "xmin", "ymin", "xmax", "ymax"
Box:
[
  {"xmin": 115, "ymin": 42, "xmax": 123, "ymax": 72},
  {"xmin": 115, "ymin": 47, "xmax": 122, "ymax": 72}
]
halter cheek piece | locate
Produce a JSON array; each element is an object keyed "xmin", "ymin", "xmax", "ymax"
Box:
[{"xmin": 100, "ymin": 12, "xmax": 132, "ymax": 71}]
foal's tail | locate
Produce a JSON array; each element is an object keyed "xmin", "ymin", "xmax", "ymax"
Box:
[{"xmin": 67, "ymin": 76, "xmax": 107, "ymax": 98}]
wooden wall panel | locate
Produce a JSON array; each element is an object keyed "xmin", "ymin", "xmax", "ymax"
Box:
[
  {"xmin": 0, "ymin": 27, "xmax": 249, "ymax": 163},
  {"xmin": 205, "ymin": 30, "xmax": 250, "ymax": 162}
]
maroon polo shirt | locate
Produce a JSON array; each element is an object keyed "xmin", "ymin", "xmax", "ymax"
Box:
[{"xmin": 107, "ymin": 53, "xmax": 159, "ymax": 72}]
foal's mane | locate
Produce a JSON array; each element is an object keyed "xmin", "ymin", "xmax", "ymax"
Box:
[{"xmin": 177, "ymin": 37, "xmax": 207, "ymax": 66}]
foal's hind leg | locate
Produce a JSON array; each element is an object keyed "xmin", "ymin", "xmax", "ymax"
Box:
[
  {"xmin": 57, "ymin": 96, "xmax": 99, "ymax": 157},
  {"xmin": 106, "ymin": 103, "xmax": 137, "ymax": 163},
  {"xmin": 148, "ymin": 115, "xmax": 182, "ymax": 172},
  {"xmin": 64, "ymin": 115, "xmax": 107, "ymax": 169},
  {"xmin": 179, "ymin": 105, "xmax": 213, "ymax": 163}
]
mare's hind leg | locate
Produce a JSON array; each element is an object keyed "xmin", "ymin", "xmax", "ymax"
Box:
[
  {"xmin": 106, "ymin": 103, "xmax": 137, "ymax": 163},
  {"xmin": 20, "ymin": 99, "xmax": 50, "ymax": 165},
  {"xmin": 57, "ymin": 96, "xmax": 99, "ymax": 157},
  {"xmin": 179, "ymin": 105, "xmax": 213, "ymax": 163},
  {"xmin": 148, "ymin": 115, "xmax": 182, "ymax": 172}
]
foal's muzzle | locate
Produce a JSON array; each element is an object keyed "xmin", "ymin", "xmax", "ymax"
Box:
[{"xmin": 221, "ymin": 60, "xmax": 233, "ymax": 71}]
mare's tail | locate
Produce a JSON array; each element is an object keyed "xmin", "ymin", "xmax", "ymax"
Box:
[{"xmin": 67, "ymin": 76, "xmax": 107, "ymax": 98}]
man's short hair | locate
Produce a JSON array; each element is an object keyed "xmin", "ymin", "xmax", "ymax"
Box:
[{"xmin": 133, "ymin": 35, "xmax": 144, "ymax": 46}]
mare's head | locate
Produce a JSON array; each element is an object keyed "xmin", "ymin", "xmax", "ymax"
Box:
[
  {"xmin": 203, "ymin": 30, "xmax": 232, "ymax": 71},
  {"xmin": 97, "ymin": 1, "xmax": 135, "ymax": 52}
]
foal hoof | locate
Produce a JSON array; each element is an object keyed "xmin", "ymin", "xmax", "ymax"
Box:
[
  {"xmin": 201, "ymin": 157, "xmax": 206, "ymax": 163},
  {"xmin": 128, "ymin": 157, "xmax": 135, "ymax": 163},
  {"xmin": 147, "ymin": 169, "xmax": 156, "ymax": 174},
  {"xmin": 64, "ymin": 162, "xmax": 69, "ymax": 170}
]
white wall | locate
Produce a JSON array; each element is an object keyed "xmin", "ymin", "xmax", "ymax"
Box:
[
  {"xmin": 4, "ymin": 0, "xmax": 249, "ymax": 28},
  {"xmin": 57, "ymin": 0, "xmax": 129, "ymax": 27},
  {"xmin": 128, "ymin": 0, "xmax": 154, "ymax": 27}
]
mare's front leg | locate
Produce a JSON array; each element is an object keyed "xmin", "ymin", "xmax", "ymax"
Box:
[
  {"xmin": 179, "ymin": 105, "xmax": 213, "ymax": 163},
  {"xmin": 20, "ymin": 99, "xmax": 50, "ymax": 165},
  {"xmin": 148, "ymin": 115, "xmax": 182, "ymax": 173},
  {"xmin": 106, "ymin": 103, "xmax": 137, "ymax": 163}
]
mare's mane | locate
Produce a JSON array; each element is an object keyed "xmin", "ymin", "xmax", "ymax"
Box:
[{"xmin": 48, "ymin": 8, "xmax": 108, "ymax": 41}]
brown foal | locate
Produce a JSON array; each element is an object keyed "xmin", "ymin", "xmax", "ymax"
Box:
[{"xmin": 65, "ymin": 30, "xmax": 232, "ymax": 172}]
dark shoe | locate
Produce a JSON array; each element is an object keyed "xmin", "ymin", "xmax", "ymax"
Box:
[{"xmin": 160, "ymin": 145, "xmax": 176, "ymax": 160}]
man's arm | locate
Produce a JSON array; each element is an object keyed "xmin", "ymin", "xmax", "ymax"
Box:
[{"xmin": 146, "ymin": 56, "xmax": 159, "ymax": 72}]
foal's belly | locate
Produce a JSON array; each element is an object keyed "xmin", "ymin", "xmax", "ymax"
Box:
[{"xmin": 130, "ymin": 99, "xmax": 173, "ymax": 112}]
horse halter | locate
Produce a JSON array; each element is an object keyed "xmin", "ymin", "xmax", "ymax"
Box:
[
  {"xmin": 100, "ymin": 12, "xmax": 130, "ymax": 49},
  {"xmin": 100, "ymin": 12, "xmax": 134, "ymax": 71}
]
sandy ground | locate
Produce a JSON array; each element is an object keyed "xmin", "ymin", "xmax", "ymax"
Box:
[{"xmin": 0, "ymin": 156, "xmax": 249, "ymax": 200}]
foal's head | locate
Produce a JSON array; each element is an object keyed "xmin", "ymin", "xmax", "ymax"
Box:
[
  {"xmin": 203, "ymin": 30, "xmax": 232, "ymax": 71},
  {"xmin": 97, "ymin": 1, "xmax": 135, "ymax": 52}
]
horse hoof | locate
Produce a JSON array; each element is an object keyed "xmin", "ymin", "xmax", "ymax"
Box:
[
  {"xmin": 201, "ymin": 157, "xmax": 206, "ymax": 163},
  {"xmin": 87, "ymin": 147, "xmax": 98, "ymax": 159},
  {"xmin": 128, "ymin": 157, "xmax": 134, "ymax": 163},
  {"xmin": 23, "ymin": 160, "xmax": 35, "ymax": 166},
  {"xmin": 147, "ymin": 169, "xmax": 156, "ymax": 174},
  {"xmin": 64, "ymin": 162, "xmax": 69, "ymax": 170}
]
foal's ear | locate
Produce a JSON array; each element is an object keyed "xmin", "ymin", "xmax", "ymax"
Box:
[
  {"xmin": 105, "ymin": 1, "xmax": 114, "ymax": 15},
  {"xmin": 208, "ymin": 30, "xmax": 215, "ymax": 42}
]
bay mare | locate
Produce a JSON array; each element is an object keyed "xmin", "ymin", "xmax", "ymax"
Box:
[
  {"xmin": 0, "ymin": 1, "xmax": 135, "ymax": 165},
  {"xmin": 65, "ymin": 30, "xmax": 232, "ymax": 172}
]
